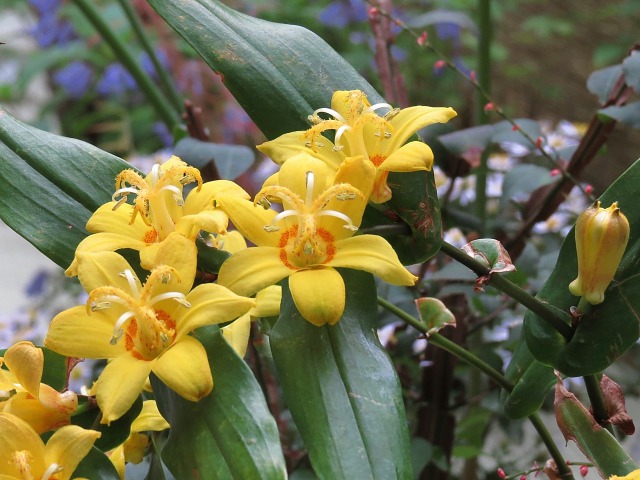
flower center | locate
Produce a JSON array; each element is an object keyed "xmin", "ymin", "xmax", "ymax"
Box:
[
  {"xmin": 10, "ymin": 450, "xmax": 35, "ymax": 480},
  {"xmin": 87, "ymin": 267, "xmax": 190, "ymax": 360},
  {"xmin": 111, "ymin": 162, "xmax": 202, "ymax": 240},
  {"xmin": 255, "ymin": 171, "xmax": 361, "ymax": 269},
  {"xmin": 303, "ymin": 91, "xmax": 396, "ymax": 156}
]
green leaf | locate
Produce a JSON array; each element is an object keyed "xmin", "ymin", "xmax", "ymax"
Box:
[
  {"xmin": 461, "ymin": 239, "xmax": 515, "ymax": 274},
  {"xmin": 72, "ymin": 395, "xmax": 143, "ymax": 452},
  {"xmin": 491, "ymin": 119, "xmax": 541, "ymax": 146},
  {"xmin": 270, "ymin": 269, "xmax": 412, "ymax": 479},
  {"xmin": 151, "ymin": 326, "xmax": 286, "ymax": 480},
  {"xmin": 416, "ymin": 297, "xmax": 456, "ymax": 336},
  {"xmin": 72, "ymin": 445, "xmax": 121, "ymax": 480},
  {"xmin": 438, "ymin": 124, "xmax": 493, "ymax": 157},
  {"xmin": 147, "ymin": 0, "xmax": 381, "ymax": 140},
  {"xmin": 598, "ymin": 102, "xmax": 640, "ymax": 128},
  {"xmin": 0, "ymin": 105, "xmax": 129, "ymax": 268},
  {"xmin": 587, "ymin": 64, "xmax": 623, "ymax": 104},
  {"xmin": 174, "ymin": 137, "xmax": 254, "ymax": 180},
  {"xmin": 524, "ymin": 159, "xmax": 640, "ymax": 376},
  {"xmin": 501, "ymin": 339, "xmax": 555, "ymax": 419},
  {"xmin": 41, "ymin": 347, "xmax": 69, "ymax": 391},
  {"xmin": 500, "ymin": 164, "xmax": 557, "ymax": 209},
  {"xmin": 555, "ymin": 376, "xmax": 638, "ymax": 477},
  {"xmin": 622, "ymin": 50, "xmax": 640, "ymax": 92}
]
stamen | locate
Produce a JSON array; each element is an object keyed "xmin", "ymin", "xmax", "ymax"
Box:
[
  {"xmin": 112, "ymin": 187, "xmax": 140, "ymax": 203},
  {"xmin": 312, "ymin": 107, "xmax": 346, "ymax": 123},
  {"xmin": 90, "ymin": 301, "xmax": 111, "ymax": 312},
  {"xmin": 119, "ymin": 270, "xmax": 140, "ymax": 297},
  {"xmin": 149, "ymin": 292, "xmax": 191, "ymax": 308},
  {"xmin": 149, "ymin": 164, "xmax": 161, "ymax": 185},
  {"xmin": 264, "ymin": 225, "xmax": 280, "ymax": 232},
  {"xmin": 305, "ymin": 171, "xmax": 315, "ymax": 207},
  {"xmin": 256, "ymin": 196, "xmax": 271, "ymax": 209},
  {"xmin": 333, "ymin": 124, "xmax": 352, "ymax": 151},
  {"xmin": 366, "ymin": 102, "xmax": 392, "ymax": 114},
  {"xmin": 159, "ymin": 184, "xmax": 184, "ymax": 206},
  {"xmin": 112, "ymin": 196, "xmax": 128, "ymax": 210},
  {"xmin": 317, "ymin": 210, "xmax": 359, "ymax": 231},
  {"xmin": 42, "ymin": 463, "xmax": 64, "ymax": 480},
  {"xmin": 110, "ymin": 311, "xmax": 135, "ymax": 345},
  {"xmin": 335, "ymin": 192, "xmax": 357, "ymax": 200}
]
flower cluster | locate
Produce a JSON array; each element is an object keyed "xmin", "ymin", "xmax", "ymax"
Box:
[{"xmin": 0, "ymin": 89, "xmax": 454, "ymax": 472}]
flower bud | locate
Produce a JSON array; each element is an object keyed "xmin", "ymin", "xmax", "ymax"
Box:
[{"xmin": 569, "ymin": 201, "xmax": 629, "ymax": 305}]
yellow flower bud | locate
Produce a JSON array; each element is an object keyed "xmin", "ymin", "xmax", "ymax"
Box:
[{"xmin": 569, "ymin": 201, "xmax": 629, "ymax": 305}]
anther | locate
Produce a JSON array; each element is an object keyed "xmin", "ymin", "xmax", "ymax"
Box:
[
  {"xmin": 110, "ymin": 329, "xmax": 124, "ymax": 345},
  {"xmin": 90, "ymin": 301, "xmax": 111, "ymax": 312},
  {"xmin": 257, "ymin": 197, "xmax": 271, "ymax": 209},
  {"xmin": 336, "ymin": 192, "xmax": 357, "ymax": 201},
  {"xmin": 264, "ymin": 225, "xmax": 280, "ymax": 232}
]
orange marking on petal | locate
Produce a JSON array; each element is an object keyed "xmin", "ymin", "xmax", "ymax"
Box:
[
  {"xmin": 370, "ymin": 154, "xmax": 386, "ymax": 167},
  {"xmin": 127, "ymin": 318, "xmax": 138, "ymax": 337},
  {"xmin": 143, "ymin": 228, "xmax": 159, "ymax": 244}
]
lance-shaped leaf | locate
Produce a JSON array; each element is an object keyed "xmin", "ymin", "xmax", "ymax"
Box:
[
  {"xmin": 555, "ymin": 374, "xmax": 638, "ymax": 477},
  {"xmin": 151, "ymin": 326, "xmax": 286, "ymax": 480},
  {"xmin": 500, "ymin": 339, "xmax": 556, "ymax": 419},
  {"xmin": 270, "ymin": 269, "xmax": 412, "ymax": 479},
  {"xmin": 147, "ymin": 0, "xmax": 444, "ymax": 265},
  {"xmin": 0, "ymin": 105, "xmax": 129, "ymax": 268},
  {"xmin": 524, "ymin": 159, "xmax": 640, "ymax": 376}
]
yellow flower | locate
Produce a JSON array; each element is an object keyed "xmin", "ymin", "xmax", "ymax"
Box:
[
  {"xmin": 67, "ymin": 156, "xmax": 248, "ymax": 275},
  {"xmin": 217, "ymin": 153, "xmax": 417, "ymax": 326},
  {"xmin": 0, "ymin": 341, "xmax": 77, "ymax": 434},
  {"xmin": 108, "ymin": 400, "xmax": 169, "ymax": 479},
  {"xmin": 258, "ymin": 90, "xmax": 456, "ymax": 203},
  {"xmin": 569, "ymin": 201, "xmax": 630, "ymax": 305},
  {"xmin": 0, "ymin": 412, "xmax": 100, "ymax": 480},
  {"xmin": 610, "ymin": 469, "xmax": 640, "ymax": 480},
  {"xmin": 44, "ymin": 235, "xmax": 255, "ymax": 424}
]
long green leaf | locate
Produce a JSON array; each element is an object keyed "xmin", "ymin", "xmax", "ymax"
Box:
[
  {"xmin": 270, "ymin": 270, "xmax": 412, "ymax": 479},
  {"xmin": 151, "ymin": 326, "xmax": 286, "ymax": 480},
  {"xmin": 0, "ymin": 105, "xmax": 129, "ymax": 268},
  {"xmin": 524, "ymin": 159, "xmax": 640, "ymax": 376}
]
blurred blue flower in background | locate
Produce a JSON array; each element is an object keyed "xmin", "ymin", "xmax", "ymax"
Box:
[
  {"xmin": 97, "ymin": 63, "xmax": 137, "ymax": 97},
  {"xmin": 318, "ymin": 0, "xmax": 368, "ymax": 27},
  {"xmin": 139, "ymin": 49, "xmax": 170, "ymax": 80},
  {"xmin": 30, "ymin": 13, "xmax": 76, "ymax": 48},
  {"xmin": 52, "ymin": 61, "xmax": 93, "ymax": 98}
]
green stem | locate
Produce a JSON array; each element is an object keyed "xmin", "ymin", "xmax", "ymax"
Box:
[
  {"xmin": 376, "ymin": 296, "xmax": 574, "ymax": 478},
  {"xmin": 72, "ymin": 0, "xmax": 181, "ymax": 133},
  {"xmin": 115, "ymin": 0, "xmax": 184, "ymax": 114},
  {"xmin": 576, "ymin": 298, "xmax": 614, "ymax": 434},
  {"xmin": 440, "ymin": 241, "xmax": 574, "ymax": 340},
  {"xmin": 528, "ymin": 413, "xmax": 575, "ymax": 479},
  {"xmin": 378, "ymin": 296, "xmax": 513, "ymax": 391}
]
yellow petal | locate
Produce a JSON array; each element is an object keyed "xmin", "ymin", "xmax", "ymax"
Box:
[
  {"xmin": 86, "ymin": 202, "xmax": 148, "ymax": 235},
  {"xmin": 0, "ymin": 413, "xmax": 45, "ymax": 476},
  {"xmin": 76, "ymin": 251, "xmax": 139, "ymax": 295},
  {"xmin": 277, "ymin": 154, "xmax": 329, "ymax": 202},
  {"xmin": 331, "ymin": 235, "xmax": 417, "ymax": 286},
  {"xmin": 215, "ymin": 230, "xmax": 247, "ymax": 254},
  {"xmin": 123, "ymin": 432, "xmax": 149, "ymax": 464},
  {"xmin": 177, "ymin": 284, "xmax": 256, "ymax": 337},
  {"xmin": 289, "ymin": 268, "xmax": 345, "ymax": 326},
  {"xmin": 221, "ymin": 313, "xmax": 251, "ymax": 357},
  {"xmin": 153, "ymin": 232, "xmax": 197, "ymax": 293},
  {"xmin": 153, "ymin": 336, "xmax": 212, "ymax": 402},
  {"xmin": 44, "ymin": 424, "xmax": 101, "ymax": 480},
  {"xmin": 378, "ymin": 141, "xmax": 434, "ymax": 172},
  {"xmin": 386, "ymin": 105, "xmax": 457, "ymax": 152},
  {"xmin": 215, "ymin": 196, "xmax": 279, "ymax": 247},
  {"xmin": 37, "ymin": 384, "xmax": 77, "ymax": 418},
  {"xmin": 67, "ymin": 233, "xmax": 147, "ymax": 277},
  {"xmin": 252, "ymin": 285, "xmax": 282, "ymax": 318},
  {"xmin": 176, "ymin": 209, "xmax": 230, "ymax": 238},
  {"xmin": 130, "ymin": 400, "xmax": 169, "ymax": 433},
  {"xmin": 3, "ymin": 341, "xmax": 43, "ymax": 398},
  {"xmin": 2, "ymin": 391, "xmax": 73, "ymax": 434},
  {"xmin": 217, "ymin": 247, "xmax": 293, "ymax": 296},
  {"xmin": 108, "ymin": 444, "xmax": 126, "ymax": 480},
  {"xmin": 93, "ymin": 355, "xmax": 153, "ymax": 425},
  {"xmin": 183, "ymin": 179, "xmax": 250, "ymax": 215},
  {"xmin": 257, "ymin": 131, "xmax": 344, "ymax": 171},
  {"xmin": 45, "ymin": 306, "xmax": 125, "ymax": 359}
]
